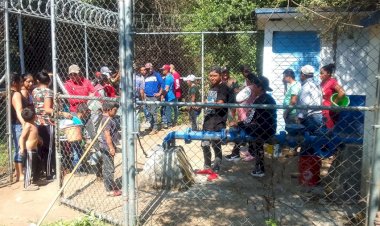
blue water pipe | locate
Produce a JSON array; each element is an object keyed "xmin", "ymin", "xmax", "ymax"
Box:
[{"xmin": 162, "ymin": 127, "xmax": 363, "ymax": 158}]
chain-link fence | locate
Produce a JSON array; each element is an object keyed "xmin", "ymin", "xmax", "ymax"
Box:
[
  {"xmin": 0, "ymin": 4, "xmax": 11, "ymax": 186},
  {"xmin": 1, "ymin": 0, "xmax": 380, "ymax": 225}
]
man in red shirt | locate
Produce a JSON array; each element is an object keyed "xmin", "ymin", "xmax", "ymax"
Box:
[
  {"xmin": 64, "ymin": 64, "xmax": 98, "ymax": 112},
  {"xmin": 170, "ymin": 64, "xmax": 182, "ymax": 125}
]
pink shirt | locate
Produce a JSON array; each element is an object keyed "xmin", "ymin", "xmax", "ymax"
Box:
[
  {"xmin": 172, "ymin": 71, "xmax": 182, "ymax": 99},
  {"xmin": 321, "ymin": 77, "xmax": 338, "ymax": 107},
  {"xmin": 64, "ymin": 77, "xmax": 97, "ymax": 112}
]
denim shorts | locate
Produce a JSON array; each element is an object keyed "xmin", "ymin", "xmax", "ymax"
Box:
[{"xmin": 12, "ymin": 124, "xmax": 23, "ymax": 163}]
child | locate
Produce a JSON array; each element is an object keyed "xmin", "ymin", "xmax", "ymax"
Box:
[
  {"xmin": 200, "ymin": 67, "xmax": 229, "ymax": 173},
  {"xmin": 19, "ymin": 108, "xmax": 41, "ymax": 191},
  {"xmin": 183, "ymin": 74, "xmax": 201, "ymax": 131},
  {"xmin": 98, "ymin": 102, "xmax": 121, "ymax": 196}
]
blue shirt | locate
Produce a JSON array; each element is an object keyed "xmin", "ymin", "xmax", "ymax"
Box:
[
  {"xmin": 164, "ymin": 73, "xmax": 176, "ymax": 101},
  {"xmin": 144, "ymin": 71, "xmax": 163, "ymax": 97}
]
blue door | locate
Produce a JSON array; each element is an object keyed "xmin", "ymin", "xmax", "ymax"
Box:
[{"xmin": 272, "ymin": 31, "xmax": 321, "ymax": 80}]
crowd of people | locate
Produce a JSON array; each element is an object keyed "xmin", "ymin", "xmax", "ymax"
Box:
[
  {"xmin": 10, "ymin": 66, "xmax": 123, "ymax": 196},
  {"xmin": 196, "ymin": 63, "xmax": 345, "ymax": 179},
  {"xmin": 10, "ymin": 61, "xmax": 345, "ymax": 193}
]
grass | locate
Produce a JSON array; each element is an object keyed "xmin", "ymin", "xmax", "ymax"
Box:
[
  {"xmin": 0, "ymin": 142, "xmax": 10, "ymax": 174},
  {"xmin": 44, "ymin": 213, "xmax": 108, "ymax": 226}
]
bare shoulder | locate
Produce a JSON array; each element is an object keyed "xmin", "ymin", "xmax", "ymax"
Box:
[
  {"xmin": 12, "ymin": 91, "xmax": 22, "ymax": 99},
  {"xmin": 23, "ymin": 122, "xmax": 32, "ymax": 130}
]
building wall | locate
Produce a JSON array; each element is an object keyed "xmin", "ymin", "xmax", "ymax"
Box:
[{"xmin": 261, "ymin": 17, "xmax": 378, "ymax": 130}]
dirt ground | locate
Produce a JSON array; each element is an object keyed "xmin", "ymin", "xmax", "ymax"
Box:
[
  {"xmin": 0, "ymin": 179, "xmax": 83, "ymax": 226},
  {"xmin": 59, "ymin": 124, "xmax": 366, "ymax": 226},
  {"xmin": 0, "ymin": 124, "xmax": 366, "ymax": 226}
]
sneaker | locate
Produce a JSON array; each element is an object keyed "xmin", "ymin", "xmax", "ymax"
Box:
[
  {"xmin": 242, "ymin": 155, "xmax": 255, "ymax": 162},
  {"xmin": 212, "ymin": 157, "xmax": 222, "ymax": 173},
  {"xmin": 250, "ymin": 169, "xmax": 265, "ymax": 178},
  {"xmin": 141, "ymin": 122, "xmax": 151, "ymax": 129},
  {"xmin": 225, "ymin": 154, "xmax": 241, "ymax": 162},
  {"xmin": 212, "ymin": 164, "xmax": 220, "ymax": 173},
  {"xmin": 240, "ymin": 150, "xmax": 250, "ymax": 157}
]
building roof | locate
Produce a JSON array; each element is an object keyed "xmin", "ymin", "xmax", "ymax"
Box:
[
  {"xmin": 361, "ymin": 11, "xmax": 380, "ymax": 27},
  {"xmin": 255, "ymin": 7, "xmax": 299, "ymax": 15}
]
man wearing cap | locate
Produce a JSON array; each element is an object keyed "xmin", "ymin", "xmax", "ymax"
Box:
[
  {"xmin": 237, "ymin": 76, "xmax": 277, "ymax": 177},
  {"xmin": 170, "ymin": 64, "xmax": 182, "ymax": 126},
  {"xmin": 64, "ymin": 64, "xmax": 98, "ymax": 113},
  {"xmin": 296, "ymin": 65, "xmax": 323, "ymax": 134},
  {"xmin": 183, "ymin": 74, "xmax": 201, "ymax": 130},
  {"xmin": 101, "ymin": 66, "xmax": 120, "ymax": 93},
  {"xmin": 161, "ymin": 64, "xmax": 176, "ymax": 129},
  {"xmin": 144, "ymin": 63, "xmax": 164, "ymax": 134},
  {"xmin": 283, "ymin": 68, "xmax": 301, "ymax": 124}
]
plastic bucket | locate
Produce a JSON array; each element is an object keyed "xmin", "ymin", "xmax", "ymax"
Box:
[
  {"xmin": 264, "ymin": 144, "xmax": 274, "ymax": 155},
  {"xmin": 331, "ymin": 93, "xmax": 350, "ymax": 107},
  {"xmin": 298, "ymin": 155, "xmax": 321, "ymax": 186},
  {"xmin": 64, "ymin": 126, "xmax": 82, "ymax": 142}
]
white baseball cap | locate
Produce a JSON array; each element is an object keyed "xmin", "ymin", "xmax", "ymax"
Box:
[
  {"xmin": 301, "ymin": 65, "xmax": 315, "ymax": 75},
  {"xmin": 100, "ymin": 66, "xmax": 112, "ymax": 76},
  {"xmin": 183, "ymin": 74, "xmax": 196, "ymax": 82}
]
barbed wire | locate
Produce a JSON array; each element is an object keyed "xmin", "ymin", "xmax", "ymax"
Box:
[{"xmin": 6, "ymin": 0, "xmax": 255, "ymax": 32}]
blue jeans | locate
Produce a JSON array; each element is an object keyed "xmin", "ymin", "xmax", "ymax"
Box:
[
  {"xmin": 189, "ymin": 109, "xmax": 200, "ymax": 131},
  {"xmin": 164, "ymin": 99, "xmax": 177, "ymax": 127},
  {"xmin": 101, "ymin": 149, "xmax": 116, "ymax": 192},
  {"xmin": 161, "ymin": 106, "xmax": 167, "ymax": 125},
  {"xmin": 300, "ymin": 113, "xmax": 324, "ymax": 155},
  {"xmin": 71, "ymin": 141, "xmax": 84, "ymax": 172},
  {"xmin": 173, "ymin": 98, "xmax": 179, "ymax": 125},
  {"xmin": 146, "ymin": 96, "xmax": 160, "ymax": 130},
  {"xmin": 12, "ymin": 124, "xmax": 23, "ymax": 163},
  {"xmin": 301, "ymin": 113, "xmax": 323, "ymax": 136}
]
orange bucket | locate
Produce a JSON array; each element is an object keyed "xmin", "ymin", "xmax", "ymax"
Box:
[{"xmin": 298, "ymin": 155, "xmax": 321, "ymax": 186}]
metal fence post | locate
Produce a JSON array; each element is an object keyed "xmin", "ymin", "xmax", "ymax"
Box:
[
  {"xmin": 50, "ymin": 0, "xmax": 60, "ymax": 190},
  {"xmin": 201, "ymin": 32, "xmax": 204, "ymax": 103},
  {"xmin": 17, "ymin": 14, "xmax": 25, "ymax": 74},
  {"xmin": 4, "ymin": 0, "xmax": 13, "ymax": 183},
  {"xmin": 84, "ymin": 25, "xmax": 89, "ymax": 79},
  {"xmin": 368, "ymin": 65, "xmax": 380, "ymax": 225},
  {"xmin": 119, "ymin": 0, "xmax": 136, "ymax": 225}
]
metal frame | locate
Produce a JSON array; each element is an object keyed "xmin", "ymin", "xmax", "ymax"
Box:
[{"xmin": 4, "ymin": 0, "xmax": 13, "ymax": 184}]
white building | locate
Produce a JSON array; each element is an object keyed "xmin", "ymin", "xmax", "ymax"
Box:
[{"xmin": 255, "ymin": 7, "xmax": 380, "ymax": 195}]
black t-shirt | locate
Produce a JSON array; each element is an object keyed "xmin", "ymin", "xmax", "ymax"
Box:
[{"xmin": 202, "ymin": 82, "xmax": 229, "ymax": 131}]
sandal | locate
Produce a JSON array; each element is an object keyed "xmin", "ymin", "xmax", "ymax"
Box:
[
  {"xmin": 23, "ymin": 184, "xmax": 39, "ymax": 191},
  {"xmin": 107, "ymin": 190, "xmax": 122, "ymax": 197},
  {"xmin": 242, "ymin": 155, "xmax": 255, "ymax": 162}
]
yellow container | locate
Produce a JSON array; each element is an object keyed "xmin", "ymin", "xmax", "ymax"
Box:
[{"xmin": 264, "ymin": 144, "xmax": 274, "ymax": 155}]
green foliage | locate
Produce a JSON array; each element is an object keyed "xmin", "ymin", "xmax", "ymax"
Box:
[
  {"xmin": 45, "ymin": 212, "xmax": 107, "ymax": 226},
  {"xmin": 178, "ymin": 0, "xmax": 267, "ymax": 78},
  {"xmin": 265, "ymin": 218, "xmax": 278, "ymax": 226}
]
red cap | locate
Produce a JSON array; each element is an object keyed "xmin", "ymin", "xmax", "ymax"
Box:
[{"xmin": 160, "ymin": 64, "xmax": 171, "ymax": 71}]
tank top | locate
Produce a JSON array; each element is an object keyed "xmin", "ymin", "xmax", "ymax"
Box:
[{"xmin": 11, "ymin": 90, "xmax": 27, "ymax": 124}]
